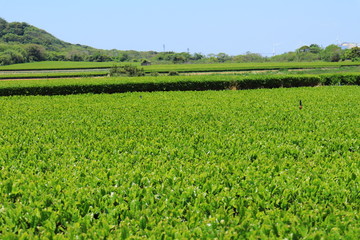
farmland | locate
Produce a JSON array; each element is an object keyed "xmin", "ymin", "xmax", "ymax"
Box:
[
  {"xmin": 0, "ymin": 86, "xmax": 359, "ymax": 239},
  {"xmin": 0, "ymin": 61, "xmax": 360, "ymax": 72},
  {"xmin": 0, "ymin": 61, "xmax": 359, "ymax": 83},
  {"xmin": 0, "ymin": 61, "xmax": 359, "ymax": 239}
]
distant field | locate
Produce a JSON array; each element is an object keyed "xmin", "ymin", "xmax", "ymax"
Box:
[
  {"xmin": 0, "ymin": 71, "xmax": 108, "ymax": 80},
  {"xmin": 1, "ymin": 61, "xmax": 360, "ymax": 72},
  {"xmin": 0, "ymin": 61, "xmax": 120, "ymax": 70},
  {"xmin": 144, "ymin": 61, "xmax": 360, "ymax": 73},
  {"xmin": 0, "ymin": 65, "xmax": 359, "ymax": 81}
]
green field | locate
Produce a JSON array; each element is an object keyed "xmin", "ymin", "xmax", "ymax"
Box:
[
  {"xmin": 0, "ymin": 65, "xmax": 359, "ymax": 81},
  {"xmin": 0, "ymin": 71, "xmax": 108, "ymax": 80},
  {"xmin": 0, "ymin": 86, "xmax": 359, "ymax": 239},
  {"xmin": 0, "ymin": 73, "xmax": 359, "ymax": 96},
  {"xmin": 0, "ymin": 61, "xmax": 118, "ymax": 70},
  {"xmin": 1, "ymin": 61, "xmax": 360, "ymax": 72}
]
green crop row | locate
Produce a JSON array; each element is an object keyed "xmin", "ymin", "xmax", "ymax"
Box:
[
  {"xmin": 0, "ymin": 73, "xmax": 359, "ymax": 96},
  {"xmin": 143, "ymin": 61, "xmax": 360, "ymax": 73},
  {"xmin": 1, "ymin": 61, "xmax": 360, "ymax": 72},
  {"xmin": 0, "ymin": 87, "xmax": 359, "ymax": 238},
  {"xmin": 0, "ymin": 71, "xmax": 108, "ymax": 80},
  {"xmin": 0, "ymin": 61, "xmax": 122, "ymax": 70}
]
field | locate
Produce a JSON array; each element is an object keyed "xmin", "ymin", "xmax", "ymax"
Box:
[
  {"xmin": 0, "ymin": 71, "xmax": 108, "ymax": 80},
  {"xmin": 0, "ymin": 61, "xmax": 117, "ymax": 70},
  {"xmin": 0, "ymin": 61, "xmax": 360, "ymax": 72},
  {"xmin": 0, "ymin": 73, "xmax": 359, "ymax": 97},
  {"xmin": 0, "ymin": 61, "xmax": 359, "ymax": 82},
  {"xmin": 0, "ymin": 61, "xmax": 359, "ymax": 239},
  {"xmin": 0, "ymin": 86, "xmax": 359, "ymax": 239}
]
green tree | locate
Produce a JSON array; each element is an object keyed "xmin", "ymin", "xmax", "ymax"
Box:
[
  {"xmin": 205, "ymin": 53, "xmax": 218, "ymax": 63},
  {"xmin": 297, "ymin": 45, "xmax": 310, "ymax": 53},
  {"xmin": 25, "ymin": 44, "xmax": 46, "ymax": 61},
  {"xmin": 309, "ymin": 44, "xmax": 322, "ymax": 54},
  {"xmin": 2, "ymin": 33, "xmax": 23, "ymax": 42},
  {"xmin": 5, "ymin": 49, "xmax": 25, "ymax": 63},
  {"xmin": 342, "ymin": 47, "xmax": 360, "ymax": 61},
  {"xmin": 173, "ymin": 55, "xmax": 186, "ymax": 64},
  {"xmin": 6, "ymin": 22, "xmax": 29, "ymax": 36},
  {"xmin": 233, "ymin": 52, "xmax": 264, "ymax": 63},
  {"xmin": 191, "ymin": 52, "xmax": 204, "ymax": 61},
  {"xmin": 216, "ymin": 53, "xmax": 231, "ymax": 62},
  {"xmin": 0, "ymin": 52, "xmax": 12, "ymax": 65},
  {"xmin": 321, "ymin": 44, "xmax": 342, "ymax": 62},
  {"xmin": 88, "ymin": 52, "xmax": 112, "ymax": 62},
  {"xmin": 0, "ymin": 18, "xmax": 8, "ymax": 37},
  {"xmin": 270, "ymin": 52, "xmax": 297, "ymax": 62}
]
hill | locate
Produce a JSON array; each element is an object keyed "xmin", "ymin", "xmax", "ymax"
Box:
[
  {"xmin": 0, "ymin": 18, "xmax": 160, "ymax": 65},
  {"xmin": 1, "ymin": 18, "xmax": 359, "ymax": 66},
  {"xmin": 0, "ymin": 18, "xmax": 72, "ymax": 51}
]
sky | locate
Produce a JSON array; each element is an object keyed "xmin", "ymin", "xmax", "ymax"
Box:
[{"xmin": 1, "ymin": 0, "xmax": 360, "ymax": 56}]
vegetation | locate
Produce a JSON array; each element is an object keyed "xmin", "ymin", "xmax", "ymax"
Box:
[
  {"xmin": 109, "ymin": 65, "xmax": 145, "ymax": 77},
  {"xmin": 0, "ymin": 61, "xmax": 120, "ymax": 70},
  {"xmin": 0, "ymin": 73, "xmax": 359, "ymax": 96},
  {"xmin": 0, "ymin": 71, "xmax": 108, "ymax": 80},
  {"xmin": 1, "ymin": 17, "xmax": 359, "ymax": 239},
  {"xmin": 1, "ymin": 61, "xmax": 360, "ymax": 72},
  {"xmin": 0, "ymin": 87, "xmax": 359, "ymax": 238},
  {"xmin": 1, "ymin": 18, "xmax": 360, "ymax": 66}
]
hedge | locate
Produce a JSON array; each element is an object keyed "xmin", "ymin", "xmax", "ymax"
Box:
[{"xmin": 0, "ymin": 74, "xmax": 358, "ymax": 96}]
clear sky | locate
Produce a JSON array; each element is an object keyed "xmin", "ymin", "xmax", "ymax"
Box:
[{"xmin": 1, "ymin": 0, "xmax": 360, "ymax": 56}]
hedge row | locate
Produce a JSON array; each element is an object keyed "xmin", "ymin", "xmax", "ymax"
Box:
[
  {"xmin": 0, "ymin": 74, "xmax": 359, "ymax": 96},
  {"xmin": 0, "ymin": 73, "xmax": 107, "ymax": 80}
]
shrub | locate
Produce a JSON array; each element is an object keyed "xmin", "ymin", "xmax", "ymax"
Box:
[
  {"xmin": 109, "ymin": 65, "xmax": 145, "ymax": 77},
  {"xmin": 150, "ymin": 72, "xmax": 160, "ymax": 77},
  {"xmin": 168, "ymin": 71, "xmax": 179, "ymax": 76}
]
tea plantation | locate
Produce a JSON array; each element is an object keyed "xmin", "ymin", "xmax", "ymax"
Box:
[{"xmin": 0, "ymin": 86, "xmax": 359, "ymax": 239}]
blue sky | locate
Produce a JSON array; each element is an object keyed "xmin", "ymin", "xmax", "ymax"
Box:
[{"xmin": 1, "ymin": 0, "xmax": 360, "ymax": 56}]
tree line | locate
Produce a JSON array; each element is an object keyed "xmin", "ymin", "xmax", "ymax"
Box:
[{"xmin": 1, "ymin": 18, "xmax": 359, "ymax": 66}]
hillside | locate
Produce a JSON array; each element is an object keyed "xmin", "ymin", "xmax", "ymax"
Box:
[
  {"xmin": 0, "ymin": 18, "xmax": 159, "ymax": 65},
  {"xmin": 0, "ymin": 18, "xmax": 73, "ymax": 51},
  {"xmin": 1, "ymin": 18, "xmax": 359, "ymax": 66}
]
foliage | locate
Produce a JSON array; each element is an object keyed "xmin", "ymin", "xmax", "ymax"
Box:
[
  {"xmin": 342, "ymin": 47, "xmax": 360, "ymax": 61},
  {"xmin": 140, "ymin": 59, "xmax": 151, "ymax": 66},
  {"xmin": 0, "ymin": 18, "xmax": 357, "ymax": 66},
  {"xmin": 0, "ymin": 71, "xmax": 108, "ymax": 80},
  {"xmin": 0, "ymin": 72, "xmax": 359, "ymax": 96},
  {"xmin": 1, "ymin": 61, "xmax": 360, "ymax": 73},
  {"xmin": 322, "ymin": 44, "xmax": 342, "ymax": 62},
  {"xmin": 168, "ymin": 71, "xmax": 179, "ymax": 76},
  {"xmin": 0, "ymin": 87, "xmax": 359, "ymax": 238},
  {"xmin": 309, "ymin": 44, "xmax": 322, "ymax": 54},
  {"xmin": 215, "ymin": 53, "xmax": 231, "ymax": 63},
  {"xmin": 25, "ymin": 44, "xmax": 46, "ymax": 61},
  {"xmin": 149, "ymin": 72, "xmax": 159, "ymax": 76},
  {"xmin": 109, "ymin": 64, "xmax": 145, "ymax": 77},
  {"xmin": 233, "ymin": 52, "xmax": 264, "ymax": 63}
]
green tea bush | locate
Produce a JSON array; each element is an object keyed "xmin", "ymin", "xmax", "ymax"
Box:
[
  {"xmin": 0, "ymin": 73, "xmax": 359, "ymax": 96},
  {"xmin": 0, "ymin": 87, "xmax": 359, "ymax": 238}
]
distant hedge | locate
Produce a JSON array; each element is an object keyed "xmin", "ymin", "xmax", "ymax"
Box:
[{"xmin": 0, "ymin": 74, "xmax": 358, "ymax": 96}]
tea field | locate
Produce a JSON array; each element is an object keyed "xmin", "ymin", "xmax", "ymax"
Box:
[
  {"xmin": 0, "ymin": 86, "xmax": 359, "ymax": 239},
  {"xmin": 1, "ymin": 61, "xmax": 360, "ymax": 72}
]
